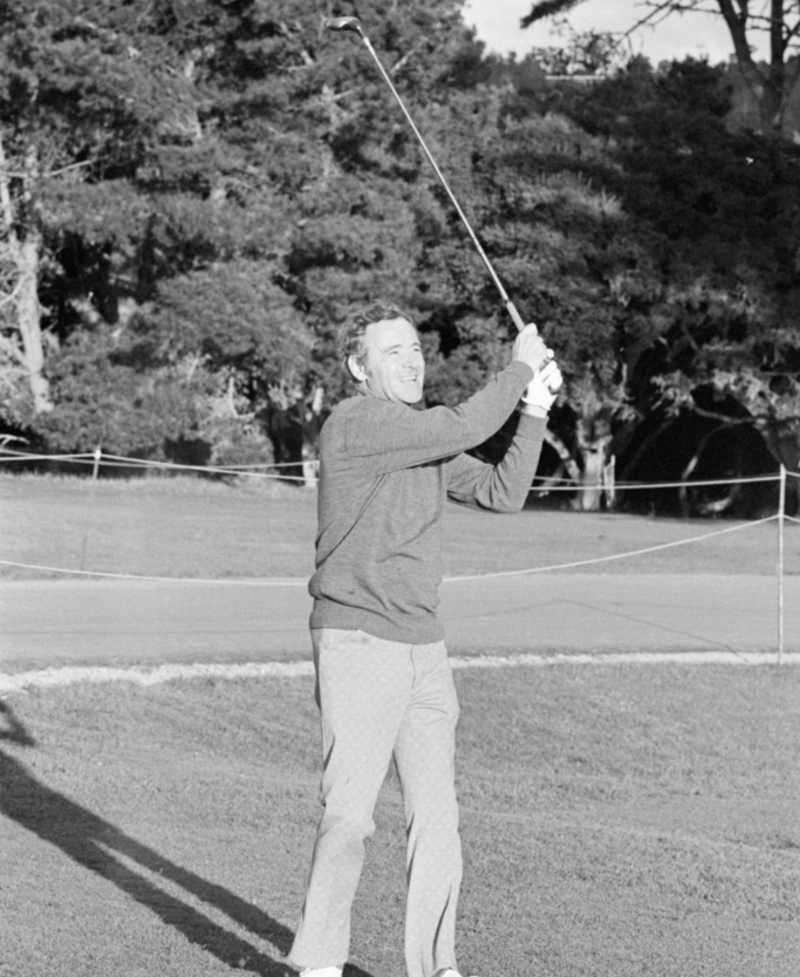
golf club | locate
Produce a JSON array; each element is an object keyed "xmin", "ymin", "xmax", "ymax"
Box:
[{"xmin": 326, "ymin": 15, "xmax": 531, "ymax": 334}]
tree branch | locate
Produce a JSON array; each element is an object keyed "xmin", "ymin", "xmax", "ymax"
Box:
[
  {"xmin": 0, "ymin": 277, "xmax": 25, "ymax": 311},
  {"xmin": 521, "ymin": 1, "xmax": 587, "ymax": 31},
  {"xmin": 0, "ymin": 131, "xmax": 16, "ymax": 237},
  {"xmin": 690, "ymin": 404, "xmax": 758, "ymax": 426},
  {"xmin": 716, "ymin": 0, "xmax": 757, "ymax": 64},
  {"xmin": 770, "ymin": 0, "xmax": 786, "ymax": 61}
]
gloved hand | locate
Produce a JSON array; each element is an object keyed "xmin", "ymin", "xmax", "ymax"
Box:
[
  {"xmin": 511, "ymin": 323, "xmax": 550, "ymax": 374},
  {"xmin": 521, "ymin": 355, "xmax": 562, "ymax": 415}
]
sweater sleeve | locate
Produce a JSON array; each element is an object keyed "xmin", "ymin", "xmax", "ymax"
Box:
[
  {"xmin": 444, "ymin": 413, "xmax": 546, "ymax": 513},
  {"xmin": 340, "ymin": 361, "xmax": 533, "ymax": 476}
]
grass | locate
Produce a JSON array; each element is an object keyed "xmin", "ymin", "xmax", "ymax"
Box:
[
  {"xmin": 1, "ymin": 665, "xmax": 798, "ymax": 977},
  {"xmin": 0, "ymin": 473, "xmax": 317, "ymax": 580},
  {"xmin": 1, "ymin": 472, "xmax": 797, "ymax": 580},
  {"xmin": 1, "ymin": 472, "xmax": 799, "ymax": 976}
]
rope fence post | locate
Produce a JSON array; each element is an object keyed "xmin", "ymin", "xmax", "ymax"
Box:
[
  {"xmin": 778, "ymin": 464, "xmax": 786, "ymax": 665},
  {"xmin": 603, "ymin": 455, "xmax": 616, "ymax": 511},
  {"xmin": 80, "ymin": 447, "xmax": 102, "ymax": 571}
]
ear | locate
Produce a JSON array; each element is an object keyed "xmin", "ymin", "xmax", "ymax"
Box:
[{"xmin": 347, "ymin": 354, "xmax": 368, "ymax": 383}]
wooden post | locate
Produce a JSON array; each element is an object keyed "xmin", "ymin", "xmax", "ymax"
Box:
[
  {"xmin": 603, "ymin": 455, "xmax": 616, "ymax": 511},
  {"xmin": 80, "ymin": 447, "xmax": 102, "ymax": 570}
]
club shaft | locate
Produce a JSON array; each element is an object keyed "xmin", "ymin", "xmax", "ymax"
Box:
[{"xmin": 359, "ymin": 35, "xmax": 528, "ymax": 333}]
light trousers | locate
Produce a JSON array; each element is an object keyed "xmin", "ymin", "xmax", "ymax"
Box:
[{"xmin": 289, "ymin": 628, "xmax": 463, "ymax": 977}]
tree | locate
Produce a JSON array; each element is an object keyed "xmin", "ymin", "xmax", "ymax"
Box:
[
  {"xmin": 388, "ymin": 88, "xmax": 651, "ymax": 510},
  {"xmin": 0, "ymin": 0, "xmax": 493, "ymax": 469},
  {"xmin": 251, "ymin": 1, "xmax": 508, "ymax": 465},
  {"xmin": 0, "ymin": 130, "xmax": 52, "ymax": 417},
  {"xmin": 0, "ymin": 1, "xmax": 329, "ymax": 462},
  {"xmin": 653, "ymin": 289, "xmax": 800, "ymax": 514},
  {"xmin": 306, "ymin": 43, "xmax": 675, "ymax": 510},
  {"xmin": 550, "ymin": 56, "xmax": 800, "ymax": 512},
  {"xmin": 0, "ymin": 0, "xmax": 208, "ymax": 434},
  {"xmin": 522, "ymin": 0, "xmax": 800, "ymax": 138}
]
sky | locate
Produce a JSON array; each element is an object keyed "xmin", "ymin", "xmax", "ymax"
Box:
[{"xmin": 462, "ymin": 0, "xmax": 760, "ymax": 66}]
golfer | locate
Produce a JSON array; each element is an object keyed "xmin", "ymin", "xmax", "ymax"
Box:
[{"xmin": 290, "ymin": 302, "xmax": 561, "ymax": 977}]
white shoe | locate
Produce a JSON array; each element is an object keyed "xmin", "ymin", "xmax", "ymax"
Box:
[
  {"xmin": 299, "ymin": 968, "xmax": 343, "ymax": 977},
  {"xmin": 434, "ymin": 969, "xmax": 481, "ymax": 977}
]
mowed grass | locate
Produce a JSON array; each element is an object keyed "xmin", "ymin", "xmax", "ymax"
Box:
[
  {"xmin": 0, "ymin": 472, "xmax": 797, "ymax": 579},
  {"xmin": 1, "ymin": 473, "xmax": 799, "ymax": 976},
  {"xmin": 1, "ymin": 665, "xmax": 798, "ymax": 977}
]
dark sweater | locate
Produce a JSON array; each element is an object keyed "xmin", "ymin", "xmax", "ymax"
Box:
[{"xmin": 308, "ymin": 360, "xmax": 545, "ymax": 643}]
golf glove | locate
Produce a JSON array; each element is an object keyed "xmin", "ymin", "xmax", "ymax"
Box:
[{"xmin": 521, "ymin": 358, "xmax": 562, "ymax": 413}]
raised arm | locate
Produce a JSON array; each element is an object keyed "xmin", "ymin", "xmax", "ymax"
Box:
[
  {"xmin": 338, "ymin": 362, "xmax": 530, "ymax": 472},
  {"xmin": 444, "ymin": 352, "xmax": 562, "ymax": 511},
  {"xmin": 336, "ymin": 325, "xmax": 552, "ymax": 476},
  {"xmin": 444, "ymin": 414, "xmax": 546, "ymax": 513}
]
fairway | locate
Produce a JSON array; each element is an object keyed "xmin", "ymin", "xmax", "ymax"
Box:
[
  {"xmin": 4, "ymin": 1, "xmax": 800, "ymax": 973},
  {"xmin": 2, "ymin": 472, "xmax": 799, "ymax": 670},
  {"xmin": 1, "ymin": 475, "xmax": 799, "ymax": 976},
  {"xmin": 1, "ymin": 666, "xmax": 798, "ymax": 977}
]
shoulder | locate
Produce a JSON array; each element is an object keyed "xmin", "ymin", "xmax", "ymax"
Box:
[
  {"xmin": 326, "ymin": 395, "xmax": 409, "ymax": 424},
  {"xmin": 323, "ymin": 396, "xmax": 365, "ymax": 427},
  {"xmin": 321, "ymin": 395, "xmax": 391, "ymax": 443}
]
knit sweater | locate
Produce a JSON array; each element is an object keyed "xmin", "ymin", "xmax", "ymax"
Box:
[{"xmin": 308, "ymin": 360, "xmax": 546, "ymax": 643}]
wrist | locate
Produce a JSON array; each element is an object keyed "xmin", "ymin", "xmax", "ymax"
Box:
[{"xmin": 519, "ymin": 402, "xmax": 549, "ymax": 418}]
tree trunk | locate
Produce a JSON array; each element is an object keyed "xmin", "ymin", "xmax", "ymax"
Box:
[
  {"xmin": 777, "ymin": 56, "xmax": 800, "ymax": 141},
  {"xmin": 678, "ymin": 426, "xmax": 737, "ymax": 517},
  {"xmin": 577, "ymin": 440, "xmax": 612, "ymax": 511},
  {"xmin": 725, "ymin": 60, "xmax": 785, "ymax": 135},
  {"xmin": 542, "ymin": 423, "xmax": 614, "ymax": 511},
  {"xmin": 542, "ymin": 428, "xmax": 581, "ymax": 478},
  {"xmin": 0, "ymin": 133, "xmax": 52, "ymax": 413},
  {"xmin": 760, "ymin": 420, "xmax": 800, "ymax": 515},
  {"xmin": 717, "ymin": 0, "xmax": 800, "ymax": 138},
  {"xmin": 574, "ymin": 403, "xmax": 614, "ymax": 511},
  {"xmin": 15, "ymin": 230, "xmax": 51, "ymax": 414},
  {"xmin": 302, "ymin": 385, "xmax": 324, "ymax": 488}
]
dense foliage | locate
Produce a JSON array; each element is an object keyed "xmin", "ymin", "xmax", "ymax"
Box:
[
  {"xmin": 1, "ymin": 0, "xmax": 798, "ymax": 513},
  {"xmin": 523, "ymin": 0, "xmax": 800, "ymax": 140}
]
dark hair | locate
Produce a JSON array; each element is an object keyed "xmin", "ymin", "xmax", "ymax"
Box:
[{"xmin": 338, "ymin": 302, "xmax": 413, "ymax": 373}]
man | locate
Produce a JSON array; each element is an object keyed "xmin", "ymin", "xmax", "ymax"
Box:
[{"xmin": 289, "ymin": 302, "xmax": 561, "ymax": 977}]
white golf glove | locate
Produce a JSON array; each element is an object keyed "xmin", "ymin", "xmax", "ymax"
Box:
[{"xmin": 521, "ymin": 357, "xmax": 562, "ymax": 414}]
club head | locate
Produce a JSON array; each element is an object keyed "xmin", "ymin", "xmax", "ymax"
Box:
[{"xmin": 326, "ymin": 16, "xmax": 364, "ymax": 38}]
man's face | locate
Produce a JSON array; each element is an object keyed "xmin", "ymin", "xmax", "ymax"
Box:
[{"xmin": 355, "ymin": 316, "xmax": 425, "ymax": 404}]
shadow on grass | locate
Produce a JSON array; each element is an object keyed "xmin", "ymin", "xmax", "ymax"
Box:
[{"xmin": 0, "ymin": 702, "xmax": 375, "ymax": 977}]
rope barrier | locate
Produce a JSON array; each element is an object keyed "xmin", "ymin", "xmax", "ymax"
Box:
[
  {"xmin": 528, "ymin": 469, "xmax": 798, "ymax": 488},
  {"xmin": 0, "ymin": 514, "xmax": 780, "ymax": 585},
  {"xmin": 530, "ymin": 474, "xmax": 779, "ymax": 492},
  {"xmin": 1, "ymin": 455, "xmax": 795, "ymax": 657},
  {"xmin": 444, "ymin": 516, "xmax": 779, "ymax": 581},
  {"xmin": 0, "ymin": 559, "xmax": 308, "ymax": 585},
  {"xmin": 0, "ymin": 452, "xmax": 95, "ymax": 463},
  {"xmin": 97, "ymin": 452, "xmax": 317, "ymax": 471},
  {"xmin": 0, "ymin": 447, "xmax": 789, "ymax": 493},
  {"xmin": 0, "ymin": 448, "xmax": 318, "ymax": 481},
  {"xmin": 92, "ymin": 458, "xmax": 317, "ymax": 483}
]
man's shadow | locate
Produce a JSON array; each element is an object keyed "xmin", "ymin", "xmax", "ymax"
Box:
[{"xmin": 0, "ymin": 701, "xmax": 373, "ymax": 977}]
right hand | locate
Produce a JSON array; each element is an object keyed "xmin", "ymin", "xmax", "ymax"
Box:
[
  {"xmin": 511, "ymin": 323, "xmax": 550, "ymax": 375},
  {"xmin": 521, "ymin": 359, "xmax": 562, "ymax": 414}
]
